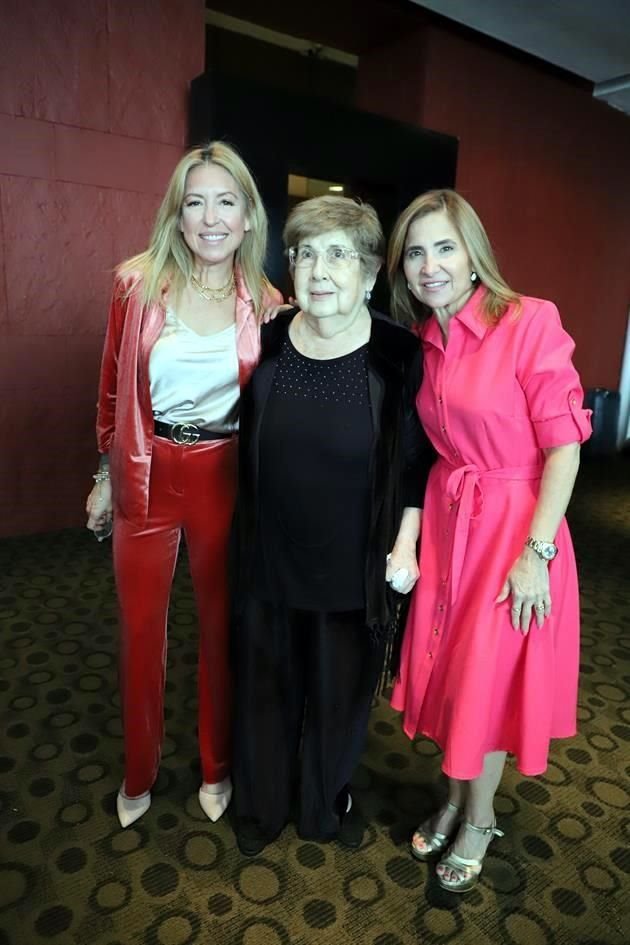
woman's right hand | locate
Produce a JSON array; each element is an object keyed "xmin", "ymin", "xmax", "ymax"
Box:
[
  {"xmin": 86, "ymin": 479, "xmax": 113, "ymax": 532},
  {"xmin": 262, "ymin": 300, "xmax": 296, "ymax": 324}
]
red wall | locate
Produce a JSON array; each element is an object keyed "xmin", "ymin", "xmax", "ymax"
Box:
[
  {"xmin": 358, "ymin": 24, "xmax": 630, "ymax": 391},
  {"xmin": 0, "ymin": 0, "xmax": 205, "ymax": 537},
  {"xmin": 2, "ymin": 8, "xmax": 629, "ymax": 537}
]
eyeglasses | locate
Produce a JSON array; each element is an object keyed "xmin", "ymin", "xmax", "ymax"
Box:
[{"xmin": 288, "ymin": 245, "xmax": 361, "ymax": 270}]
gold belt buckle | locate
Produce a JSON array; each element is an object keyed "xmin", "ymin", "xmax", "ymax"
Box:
[{"xmin": 171, "ymin": 422, "xmax": 201, "ymax": 445}]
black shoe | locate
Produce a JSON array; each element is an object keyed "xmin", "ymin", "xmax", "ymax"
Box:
[
  {"xmin": 236, "ymin": 820, "xmax": 268, "ymax": 857},
  {"xmin": 337, "ymin": 795, "xmax": 365, "ymax": 850}
]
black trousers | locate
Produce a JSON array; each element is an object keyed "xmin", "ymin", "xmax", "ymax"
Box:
[{"xmin": 232, "ymin": 598, "xmax": 385, "ymax": 842}]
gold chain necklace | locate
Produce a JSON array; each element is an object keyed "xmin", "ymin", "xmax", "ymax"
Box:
[{"xmin": 190, "ymin": 271, "xmax": 236, "ymax": 302}]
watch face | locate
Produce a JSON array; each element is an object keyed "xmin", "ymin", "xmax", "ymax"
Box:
[{"xmin": 543, "ymin": 544, "xmax": 558, "ymax": 560}]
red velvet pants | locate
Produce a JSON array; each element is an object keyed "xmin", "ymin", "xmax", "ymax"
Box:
[{"xmin": 113, "ymin": 434, "xmax": 237, "ymax": 798}]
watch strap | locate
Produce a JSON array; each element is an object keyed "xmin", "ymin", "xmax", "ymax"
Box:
[{"xmin": 525, "ymin": 536, "xmax": 558, "ymax": 560}]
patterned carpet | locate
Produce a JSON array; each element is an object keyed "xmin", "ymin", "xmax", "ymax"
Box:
[{"xmin": 1, "ymin": 456, "xmax": 628, "ymax": 945}]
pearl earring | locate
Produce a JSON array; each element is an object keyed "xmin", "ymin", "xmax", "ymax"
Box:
[{"xmin": 470, "ymin": 271, "xmax": 478, "ymax": 283}]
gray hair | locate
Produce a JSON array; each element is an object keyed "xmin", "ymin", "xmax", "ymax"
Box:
[{"xmin": 284, "ymin": 195, "xmax": 384, "ymax": 277}]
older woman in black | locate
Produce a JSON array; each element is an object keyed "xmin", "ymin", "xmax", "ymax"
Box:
[{"xmin": 231, "ymin": 196, "xmax": 433, "ymax": 855}]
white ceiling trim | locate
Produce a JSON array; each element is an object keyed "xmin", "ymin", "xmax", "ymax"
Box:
[{"xmin": 205, "ymin": 9, "xmax": 358, "ymax": 67}]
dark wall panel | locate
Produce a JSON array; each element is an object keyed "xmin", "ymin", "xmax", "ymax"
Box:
[{"xmin": 190, "ymin": 70, "xmax": 457, "ymax": 309}]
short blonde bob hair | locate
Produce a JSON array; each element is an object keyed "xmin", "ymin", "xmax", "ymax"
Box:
[
  {"xmin": 387, "ymin": 189, "xmax": 520, "ymax": 325},
  {"xmin": 118, "ymin": 141, "xmax": 271, "ymax": 314},
  {"xmin": 283, "ymin": 195, "xmax": 384, "ymax": 277}
]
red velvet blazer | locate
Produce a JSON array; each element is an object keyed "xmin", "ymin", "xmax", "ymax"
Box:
[{"xmin": 96, "ymin": 269, "xmax": 281, "ymax": 526}]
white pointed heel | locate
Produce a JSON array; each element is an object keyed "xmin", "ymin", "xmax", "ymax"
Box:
[
  {"xmin": 199, "ymin": 776, "xmax": 232, "ymax": 822},
  {"xmin": 116, "ymin": 788, "xmax": 151, "ymax": 829}
]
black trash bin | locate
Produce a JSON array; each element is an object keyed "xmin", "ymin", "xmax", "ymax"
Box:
[{"xmin": 584, "ymin": 388, "xmax": 620, "ymax": 455}]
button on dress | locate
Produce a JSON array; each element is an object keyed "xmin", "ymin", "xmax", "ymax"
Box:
[{"xmin": 391, "ymin": 289, "xmax": 592, "ymax": 779}]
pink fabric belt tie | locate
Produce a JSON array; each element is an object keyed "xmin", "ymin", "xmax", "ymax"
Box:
[{"xmin": 442, "ymin": 460, "xmax": 543, "ymax": 604}]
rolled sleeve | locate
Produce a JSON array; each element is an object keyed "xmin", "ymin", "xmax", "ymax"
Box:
[
  {"xmin": 518, "ymin": 301, "xmax": 592, "ymax": 449},
  {"xmin": 532, "ymin": 389, "xmax": 592, "ymax": 448}
]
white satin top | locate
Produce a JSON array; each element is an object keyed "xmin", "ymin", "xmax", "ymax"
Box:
[{"xmin": 149, "ymin": 307, "xmax": 240, "ymax": 432}]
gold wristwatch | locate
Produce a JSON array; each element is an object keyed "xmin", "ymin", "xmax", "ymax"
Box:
[{"xmin": 525, "ymin": 537, "xmax": 558, "ymax": 561}]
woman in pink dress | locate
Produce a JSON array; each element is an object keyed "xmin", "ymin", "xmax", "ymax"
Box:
[{"xmin": 386, "ymin": 190, "xmax": 591, "ymax": 893}]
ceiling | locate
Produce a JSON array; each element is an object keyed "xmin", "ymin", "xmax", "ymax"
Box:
[
  {"xmin": 411, "ymin": 0, "xmax": 630, "ymax": 115},
  {"xmin": 206, "ymin": 1, "xmax": 630, "ymax": 116}
]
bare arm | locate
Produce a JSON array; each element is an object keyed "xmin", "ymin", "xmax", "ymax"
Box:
[
  {"xmin": 496, "ymin": 442, "xmax": 581, "ymax": 632},
  {"xmin": 386, "ymin": 506, "xmax": 422, "ymax": 594},
  {"xmin": 528, "ymin": 442, "xmax": 580, "ymax": 538}
]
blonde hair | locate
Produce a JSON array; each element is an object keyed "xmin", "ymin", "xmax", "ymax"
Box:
[
  {"xmin": 117, "ymin": 141, "xmax": 271, "ymax": 314},
  {"xmin": 283, "ymin": 195, "xmax": 384, "ymax": 277},
  {"xmin": 387, "ymin": 189, "xmax": 520, "ymax": 325}
]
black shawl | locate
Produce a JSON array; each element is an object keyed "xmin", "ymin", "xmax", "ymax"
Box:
[{"xmin": 233, "ymin": 308, "xmax": 434, "ymax": 637}]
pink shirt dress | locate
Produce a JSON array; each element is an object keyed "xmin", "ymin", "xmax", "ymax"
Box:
[{"xmin": 391, "ymin": 289, "xmax": 592, "ymax": 779}]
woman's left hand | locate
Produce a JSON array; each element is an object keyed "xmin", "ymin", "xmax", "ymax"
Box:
[
  {"xmin": 495, "ymin": 547, "xmax": 551, "ymax": 633},
  {"xmin": 386, "ymin": 545, "xmax": 419, "ymax": 595}
]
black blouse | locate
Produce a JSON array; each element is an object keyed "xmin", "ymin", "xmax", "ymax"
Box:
[{"xmin": 254, "ymin": 337, "xmax": 372, "ymax": 611}]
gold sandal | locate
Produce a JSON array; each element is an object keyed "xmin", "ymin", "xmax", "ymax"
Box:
[
  {"xmin": 436, "ymin": 818, "xmax": 504, "ymax": 893},
  {"xmin": 410, "ymin": 801, "xmax": 461, "ymax": 861}
]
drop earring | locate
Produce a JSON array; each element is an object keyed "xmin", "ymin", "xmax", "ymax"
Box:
[
  {"xmin": 365, "ymin": 289, "xmax": 372, "ymax": 302},
  {"xmin": 470, "ymin": 271, "xmax": 478, "ymax": 283}
]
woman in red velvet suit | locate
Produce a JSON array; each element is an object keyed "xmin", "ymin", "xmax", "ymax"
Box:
[{"xmin": 85, "ymin": 142, "xmax": 281, "ymax": 828}]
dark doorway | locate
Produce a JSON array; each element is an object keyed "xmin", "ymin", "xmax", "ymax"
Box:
[{"xmin": 189, "ymin": 71, "xmax": 457, "ymax": 311}]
